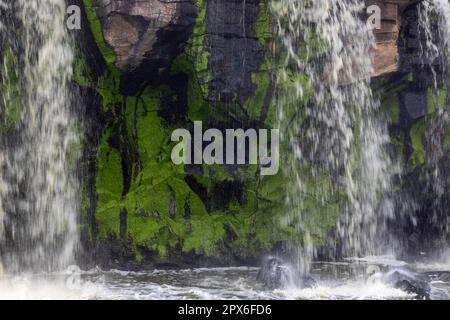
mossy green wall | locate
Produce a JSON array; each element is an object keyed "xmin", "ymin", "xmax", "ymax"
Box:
[{"xmin": 75, "ymin": 0, "xmax": 309, "ymax": 264}]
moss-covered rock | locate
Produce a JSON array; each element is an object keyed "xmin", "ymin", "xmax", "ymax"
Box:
[
  {"xmin": 0, "ymin": 47, "xmax": 21, "ymax": 132},
  {"xmin": 73, "ymin": 0, "xmax": 310, "ymax": 268}
]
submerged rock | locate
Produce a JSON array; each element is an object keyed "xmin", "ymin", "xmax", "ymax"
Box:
[
  {"xmin": 256, "ymin": 258, "xmax": 316, "ymax": 290},
  {"xmin": 384, "ymin": 269, "xmax": 431, "ymax": 300}
]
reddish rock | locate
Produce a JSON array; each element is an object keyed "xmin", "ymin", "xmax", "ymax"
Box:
[{"xmin": 368, "ymin": 0, "xmax": 421, "ymax": 77}]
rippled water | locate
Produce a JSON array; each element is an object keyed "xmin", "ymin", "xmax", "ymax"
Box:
[{"xmin": 0, "ymin": 257, "xmax": 449, "ymax": 300}]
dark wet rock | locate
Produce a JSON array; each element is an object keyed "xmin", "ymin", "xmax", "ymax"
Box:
[
  {"xmin": 370, "ymin": 0, "xmax": 420, "ymax": 77},
  {"xmin": 205, "ymin": 0, "xmax": 264, "ymax": 105},
  {"xmin": 257, "ymin": 258, "xmax": 316, "ymax": 290},
  {"xmin": 257, "ymin": 258, "xmax": 292, "ymax": 289},
  {"xmin": 384, "ymin": 269, "xmax": 431, "ymax": 300},
  {"xmin": 400, "ymin": 2, "xmax": 444, "ymax": 76}
]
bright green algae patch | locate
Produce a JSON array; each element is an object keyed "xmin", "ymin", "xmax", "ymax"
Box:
[
  {"xmin": 92, "ymin": 84, "xmax": 294, "ymax": 258},
  {"xmin": 82, "ymin": 0, "xmax": 117, "ymax": 67},
  {"xmin": 75, "ymin": 0, "xmax": 345, "ymax": 262},
  {"xmin": 409, "ymin": 118, "xmax": 427, "ymax": 167}
]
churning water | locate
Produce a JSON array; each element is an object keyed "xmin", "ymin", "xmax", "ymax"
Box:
[
  {"xmin": 0, "ymin": 0, "xmax": 79, "ymax": 273},
  {"xmin": 273, "ymin": 0, "xmax": 395, "ymax": 273},
  {"xmin": 1, "ymin": 259, "xmax": 450, "ymax": 300}
]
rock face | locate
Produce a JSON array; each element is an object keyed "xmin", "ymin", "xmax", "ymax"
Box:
[
  {"xmin": 74, "ymin": 0, "xmax": 450, "ymax": 268},
  {"xmin": 387, "ymin": 1, "xmax": 450, "ymax": 256},
  {"xmin": 91, "ymin": 0, "xmax": 198, "ymax": 95},
  {"xmin": 368, "ymin": 0, "xmax": 421, "ymax": 77},
  {"xmin": 206, "ymin": 0, "xmax": 264, "ymax": 105},
  {"xmin": 77, "ymin": 0, "xmax": 286, "ymax": 269}
]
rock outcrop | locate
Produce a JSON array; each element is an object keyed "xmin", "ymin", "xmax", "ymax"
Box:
[
  {"xmin": 74, "ymin": 0, "xmax": 450, "ymax": 268},
  {"xmin": 205, "ymin": 0, "xmax": 265, "ymax": 105},
  {"xmin": 77, "ymin": 0, "xmax": 287, "ymax": 269},
  {"xmin": 384, "ymin": 269, "xmax": 431, "ymax": 299},
  {"xmin": 369, "ymin": 0, "xmax": 421, "ymax": 77},
  {"xmin": 90, "ymin": 0, "xmax": 198, "ymax": 95}
]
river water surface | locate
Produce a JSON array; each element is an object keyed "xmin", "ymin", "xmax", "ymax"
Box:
[{"xmin": 1, "ymin": 256, "xmax": 449, "ymax": 300}]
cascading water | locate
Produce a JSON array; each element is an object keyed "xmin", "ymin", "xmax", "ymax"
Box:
[
  {"xmin": 273, "ymin": 0, "xmax": 395, "ymax": 274},
  {"xmin": 0, "ymin": 0, "xmax": 79, "ymax": 273},
  {"xmin": 415, "ymin": 0, "xmax": 450, "ymax": 250}
]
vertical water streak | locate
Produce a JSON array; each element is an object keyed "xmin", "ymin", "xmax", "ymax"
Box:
[
  {"xmin": 417, "ymin": 0, "xmax": 450, "ymax": 244},
  {"xmin": 273, "ymin": 0, "xmax": 394, "ymax": 273},
  {"xmin": 0, "ymin": 0, "xmax": 79, "ymax": 273},
  {"xmin": 0, "ymin": 0, "xmax": 15, "ymax": 244}
]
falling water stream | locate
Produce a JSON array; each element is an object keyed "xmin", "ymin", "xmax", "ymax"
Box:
[
  {"xmin": 273, "ymin": 0, "xmax": 395, "ymax": 274},
  {"xmin": 0, "ymin": 0, "xmax": 78, "ymax": 273}
]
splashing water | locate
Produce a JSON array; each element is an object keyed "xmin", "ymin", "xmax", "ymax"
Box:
[
  {"xmin": 0, "ymin": 0, "xmax": 79, "ymax": 273},
  {"xmin": 273, "ymin": 0, "xmax": 395, "ymax": 274}
]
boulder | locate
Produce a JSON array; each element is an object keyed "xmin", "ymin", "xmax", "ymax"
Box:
[
  {"xmin": 206, "ymin": 0, "xmax": 264, "ymax": 104},
  {"xmin": 384, "ymin": 269, "xmax": 431, "ymax": 299},
  {"xmin": 257, "ymin": 258, "xmax": 317, "ymax": 290}
]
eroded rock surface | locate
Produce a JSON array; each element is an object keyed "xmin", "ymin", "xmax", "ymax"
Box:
[
  {"xmin": 92, "ymin": 0, "xmax": 197, "ymax": 94},
  {"xmin": 206, "ymin": 0, "xmax": 264, "ymax": 104},
  {"xmin": 369, "ymin": 0, "xmax": 421, "ymax": 77}
]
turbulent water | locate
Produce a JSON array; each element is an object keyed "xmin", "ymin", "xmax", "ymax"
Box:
[
  {"xmin": 0, "ymin": 0, "xmax": 79, "ymax": 273},
  {"xmin": 0, "ymin": 258, "xmax": 449, "ymax": 300},
  {"xmin": 273, "ymin": 0, "xmax": 395, "ymax": 274}
]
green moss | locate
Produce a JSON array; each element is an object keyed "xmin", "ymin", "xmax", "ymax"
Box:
[
  {"xmin": 73, "ymin": 50, "xmax": 94, "ymax": 86},
  {"xmin": 82, "ymin": 0, "xmax": 117, "ymax": 67},
  {"xmin": 390, "ymin": 132, "xmax": 406, "ymax": 169},
  {"xmin": 245, "ymin": 61, "xmax": 270, "ymax": 122},
  {"xmin": 171, "ymin": 53, "xmax": 212, "ymax": 121},
  {"xmin": 95, "ymin": 128, "xmax": 124, "ymax": 237},
  {"xmin": 409, "ymin": 118, "xmax": 427, "ymax": 167},
  {"xmin": 408, "ymin": 73, "xmax": 414, "ymax": 82},
  {"xmin": 1, "ymin": 47, "xmax": 21, "ymax": 131},
  {"xmin": 82, "ymin": 0, "xmax": 121, "ymax": 113},
  {"xmin": 381, "ymin": 91, "xmax": 400, "ymax": 124},
  {"xmin": 85, "ymin": 0, "xmax": 331, "ymax": 261},
  {"xmin": 427, "ymin": 88, "xmax": 447, "ymax": 114},
  {"xmin": 184, "ymin": 0, "xmax": 210, "ymax": 97},
  {"xmin": 298, "ymin": 32, "xmax": 329, "ymax": 61},
  {"xmin": 255, "ymin": 0, "xmax": 271, "ymax": 45}
]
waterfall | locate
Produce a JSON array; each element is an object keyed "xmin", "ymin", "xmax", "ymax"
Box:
[
  {"xmin": 0, "ymin": 0, "xmax": 79, "ymax": 273},
  {"xmin": 273, "ymin": 0, "xmax": 395, "ymax": 273},
  {"xmin": 417, "ymin": 0, "xmax": 450, "ymax": 84},
  {"xmin": 416, "ymin": 0, "xmax": 450, "ymax": 249}
]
